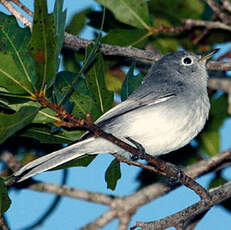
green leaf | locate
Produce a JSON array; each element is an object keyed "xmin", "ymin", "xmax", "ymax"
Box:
[
  {"xmin": 0, "ymin": 91, "xmax": 31, "ymax": 108},
  {"xmin": 149, "ymin": 0, "xmax": 204, "ymax": 25},
  {"xmin": 20, "ymin": 125, "xmax": 82, "ymax": 144},
  {"xmin": 152, "ymin": 37, "xmax": 179, "ymax": 54},
  {"xmin": 102, "ymin": 28, "xmax": 148, "ymax": 47},
  {"xmin": 199, "ymin": 94, "xmax": 228, "ymax": 156},
  {"xmin": 0, "ymin": 177, "xmax": 11, "ymax": 214},
  {"xmin": 0, "ymin": 13, "xmax": 35, "ymax": 95},
  {"xmin": 86, "ymin": 53, "xmax": 114, "ymax": 114},
  {"xmin": 96, "ymin": 0, "xmax": 150, "ymax": 29},
  {"xmin": 0, "ymin": 106, "xmax": 39, "ymax": 144},
  {"xmin": 33, "ymin": 107, "xmax": 58, "ymax": 124},
  {"xmin": 59, "ymin": 39, "xmax": 101, "ymax": 105},
  {"xmin": 105, "ymin": 159, "xmax": 121, "ymax": 190},
  {"xmin": 54, "ymin": 71, "xmax": 101, "ymax": 120},
  {"xmin": 82, "ymin": 39, "xmax": 101, "ymax": 73},
  {"xmin": 62, "ymin": 49, "xmax": 81, "ymax": 73},
  {"xmin": 121, "ymin": 63, "xmax": 143, "ymax": 101},
  {"xmin": 54, "ymin": 0, "xmax": 67, "ymax": 72},
  {"xmin": 87, "ymin": 9, "xmax": 132, "ymax": 32},
  {"xmin": 209, "ymin": 174, "xmax": 227, "ymax": 189},
  {"xmin": 105, "ymin": 68, "xmax": 124, "ymax": 94},
  {"xmin": 29, "ymin": 0, "xmax": 57, "ymax": 91},
  {"xmin": 66, "ymin": 8, "xmax": 91, "ymax": 35}
]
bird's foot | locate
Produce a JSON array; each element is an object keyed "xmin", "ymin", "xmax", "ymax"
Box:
[
  {"xmin": 125, "ymin": 136, "xmax": 146, "ymax": 160},
  {"xmin": 165, "ymin": 162, "xmax": 183, "ymax": 185}
]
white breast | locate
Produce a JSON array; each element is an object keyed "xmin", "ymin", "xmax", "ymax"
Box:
[
  {"xmin": 78, "ymin": 93, "xmax": 210, "ymax": 159},
  {"xmin": 101, "ymin": 93, "xmax": 210, "ymax": 157}
]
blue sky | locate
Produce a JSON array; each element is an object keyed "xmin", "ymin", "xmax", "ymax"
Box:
[{"xmin": 2, "ymin": 1, "xmax": 231, "ymax": 229}]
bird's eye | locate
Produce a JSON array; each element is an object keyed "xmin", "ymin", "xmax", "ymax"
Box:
[{"xmin": 182, "ymin": 57, "xmax": 193, "ymax": 66}]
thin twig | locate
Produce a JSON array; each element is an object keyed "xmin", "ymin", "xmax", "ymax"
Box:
[
  {"xmin": 29, "ymin": 182, "xmax": 113, "ymax": 205},
  {"xmin": 222, "ymin": 0, "xmax": 231, "ymax": 13},
  {"xmin": 10, "ymin": 0, "xmax": 33, "ymax": 17},
  {"xmin": 205, "ymin": 0, "xmax": 231, "ymax": 25},
  {"xmin": 183, "ymin": 18, "xmax": 231, "ymax": 31},
  {"xmin": 64, "ymin": 32, "xmax": 162, "ymax": 62},
  {"xmin": 217, "ymin": 49, "xmax": 231, "ymax": 61},
  {"xmin": 207, "ymin": 60, "xmax": 231, "ymax": 70},
  {"xmin": 80, "ymin": 210, "xmax": 117, "ymax": 230},
  {"xmin": 0, "ymin": 0, "xmax": 31, "ymax": 27},
  {"xmin": 192, "ymin": 28, "xmax": 208, "ymax": 44}
]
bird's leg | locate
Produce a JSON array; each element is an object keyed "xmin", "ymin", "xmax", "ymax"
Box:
[
  {"xmin": 125, "ymin": 136, "xmax": 147, "ymax": 160},
  {"xmin": 123, "ymin": 137, "xmax": 210, "ymax": 200},
  {"xmin": 165, "ymin": 162, "xmax": 183, "ymax": 185},
  {"xmin": 125, "ymin": 137, "xmax": 183, "ymax": 183}
]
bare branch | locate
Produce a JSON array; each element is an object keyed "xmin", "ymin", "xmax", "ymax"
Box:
[
  {"xmin": 207, "ymin": 60, "xmax": 231, "ymax": 70},
  {"xmin": 118, "ymin": 215, "xmax": 131, "ymax": 230},
  {"xmin": 29, "ymin": 182, "xmax": 113, "ymax": 205},
  {"xmin": 208, "ymin": 77, "xmax": 231, "ymax": 92},
  {"xmin": 205, "ymin": 0, "xmax": 231, "ymax": 25},
  {"xmin": 80, "ymin": 210, "xmax": 117, "ymax": 230},
  {"xmin": 0, "ymin": 0, "xmax": 31, "ymax": 27},
  {"xmin": 183, "ymin": 18, "xmax": 231, "ymax": 31},
  {"xmin": 132, "ymin": 181, "xmax": 231, "ymax": 230},
  {"xmin": 222, "ymin": 0, "xmax": 231, "ymax": 13},
  {"xmin": 64, "ymin": 32, "xmax": 162, "ymax": 62},
  {"xmin": 10, "ymin": 0, "xmax": 33, "ymax": 17}
]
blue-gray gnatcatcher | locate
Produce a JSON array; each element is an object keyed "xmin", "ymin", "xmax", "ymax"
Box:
[{"xmin": 14, "ymin": 49, "xmax": 218, "ymax": 182}]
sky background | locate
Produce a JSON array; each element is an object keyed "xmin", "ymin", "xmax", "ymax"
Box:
[{"xmin": 1, "ymin": 1, "xmax": 231, "ymax": 229}]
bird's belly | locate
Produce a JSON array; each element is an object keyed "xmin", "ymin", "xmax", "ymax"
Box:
[{"xmin": 103, "ymin": 99, "xmax": 208, "ymax": 157}]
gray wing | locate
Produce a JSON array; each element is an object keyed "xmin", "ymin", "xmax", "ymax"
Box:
[{"xmin": 95, "ymin": 83, "xmax": 176, "ymax": 126}]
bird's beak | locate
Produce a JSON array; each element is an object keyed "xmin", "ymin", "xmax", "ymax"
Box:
[{"xmin": 198, "ymin": 48, "xmax": 220, "ymax": 63}]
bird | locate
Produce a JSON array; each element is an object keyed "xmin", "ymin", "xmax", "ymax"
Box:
[{"xmin": 14, "ymin": 49, "xmax": 218, "ymax": 182}]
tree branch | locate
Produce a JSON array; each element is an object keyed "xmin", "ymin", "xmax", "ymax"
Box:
[
  {"xmin": 205, "ymin": 0, "xmax": 231, "ymax": 25},
  {"xmin": 132, "ymin": 181, "xmax": 231, "ymax": 230},
  {"xmin": 0, "ymin": 0, "xmax": 31, "ymax": 27},
  {"xmin": 80, "ymin": 210, "xmax": 117, "ymax": 230},
  {"xmin": 29, "ymin": 182, "xmax": 113, "ymax": 205},
  {"xmin": 10, "ymin": 0, "xmax": 33, "ymax": 17},
  {"xmin": 222, "ymin": 0, "xmax": 231, "ymax": 13},
  {"xmin": 207, "ymin": 60, "xmax": 231, "ymax": 70},
  {"xmin": 183, "ymin": 18, "xmax": 231, "ymax": 31}
]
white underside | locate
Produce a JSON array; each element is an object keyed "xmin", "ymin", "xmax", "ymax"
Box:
[{"xmin": 14, "ymin": 93, "xmax": 209, "ymax": 182}]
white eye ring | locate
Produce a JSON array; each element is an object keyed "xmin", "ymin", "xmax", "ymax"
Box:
[{"xmin": 181, "ymin": 56, "xmax": 193, "ymax": 66}]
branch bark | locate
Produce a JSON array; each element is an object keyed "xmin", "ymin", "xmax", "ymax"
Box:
[
  {"xmin": 0, "ymin": 0, "xmax": 31, "ymax": 27},
  {"xmin": 205, "ymin": 0, "xmax": 231, "ymax": 25},
  {"xmin": 132, "ymin": 181, "xmax": 231, "ymax": 230}
]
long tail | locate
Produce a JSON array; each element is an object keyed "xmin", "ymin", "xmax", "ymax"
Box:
[{"xmin": 14, "ymin": 137, "xmax": 100, "ymax": 182}]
